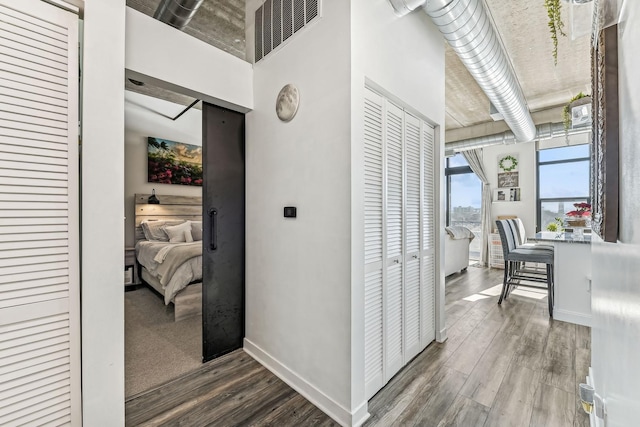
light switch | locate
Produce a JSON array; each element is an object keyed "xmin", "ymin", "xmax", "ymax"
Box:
[{"xmin": 284, "ymin": 207, "xmax": 297, "ymax": 218}]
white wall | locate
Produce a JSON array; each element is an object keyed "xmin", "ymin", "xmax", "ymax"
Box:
[
  {"xmin": 618, "ymin": 4, "xmax": 640, "ymax": 243},
  {"xmin": 125, "ymin": 7, "xmax": 253, "ymax": 113},
  {"xmin": 81, "ymin": 0, "xmax": 126, "ymax": 424},
  {"xmin": 483, "ymin": 142, "xmax": 537, "ymax": 234},
  {"xmin": 590, "ymin": 1, "xmax": 640, "ymax": 425},
  {"xmin": 124, "ymin": 91, "xmax": 202, "ymax": 247},
  {"xmin": 244, "ymin": 0, "xmax": 355, "ymax": 425},
  {"xmin": 244, "ymin": 1, "xmax": 445, "ymax": 424},
  {"xmin": 350, "ymin": 0, "xmax": 445, "ymax": 416}
]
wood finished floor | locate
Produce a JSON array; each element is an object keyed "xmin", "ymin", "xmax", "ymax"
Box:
[{"xmin": 125, "ymin": 266, "xmax": 591, "ymax": 426}]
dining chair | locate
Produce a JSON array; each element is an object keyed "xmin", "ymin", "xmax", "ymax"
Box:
[{"xmin": 495, "ymin": 219, "xmax": 555, "ymax": 317}]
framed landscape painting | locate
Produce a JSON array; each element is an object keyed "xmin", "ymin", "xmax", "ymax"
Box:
[{"xmin": 147, "ymin": 137, "xmax": 203, "ymax": 186}]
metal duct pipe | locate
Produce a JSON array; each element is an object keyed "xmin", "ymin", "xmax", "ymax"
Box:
[
  {"xmin": 388, "ymin": 0, "xmax": 537, "ymax": 143},
  {"xmin": 154, "ymin": 0, "xmax": 204, "ymax": 30},
  {"xmin": 444, "ymin": 122, "xmax": 591, "ymax": 154}
]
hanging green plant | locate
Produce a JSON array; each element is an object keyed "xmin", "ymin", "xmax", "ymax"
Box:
[
  {"xmin": 499, "ymin": 155, "xmax": 518, "ymax": 172},
  {"xmin": 544, "ymin": 0, "xmax": 566, "ymax": 65},
  {"xmin": 563, "ymin": 92, "xmax": 590, "ymax": 131}
]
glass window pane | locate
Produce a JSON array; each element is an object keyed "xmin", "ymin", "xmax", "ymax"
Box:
[
  {"xmin": 449, "ymin": 173, "xmax": 481, "ymax": 260},
  {"xmin": 540, "ymin": 200, "xmax": 588, "ymax": 230},
  {"xmin": 539, "ymin": 144, "xmax": 590, "ymax": 162},
  {"xmin": 539, "ymin": 160, "xmax": 590, "ymax": 198},
  {"xmin": 448, "ymin": 153, "xmax": 468, "ymax": 167}
]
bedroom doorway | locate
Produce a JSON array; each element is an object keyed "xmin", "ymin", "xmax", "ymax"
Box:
[
  {"xmin": 124, "ymin": 89, "xmax": 206, "ymax": 397},
  {"xmin": 123, "ymin": 89, "xmax": 247, "ymax": 396}
]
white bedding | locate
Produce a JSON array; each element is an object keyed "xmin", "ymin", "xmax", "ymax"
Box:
[{"xmin": 136, "ymin": 241, "xmax": 202, "ymax": 305}]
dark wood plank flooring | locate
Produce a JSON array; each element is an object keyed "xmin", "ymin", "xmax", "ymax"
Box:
[{"xmin": 125, "ymin": 265, "xmax": 591, "ymax": 426}]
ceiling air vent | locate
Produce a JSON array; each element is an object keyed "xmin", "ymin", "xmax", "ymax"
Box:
[{"xmin": 254, "ymin": 0, "xmax": 321, "ymax": 62}]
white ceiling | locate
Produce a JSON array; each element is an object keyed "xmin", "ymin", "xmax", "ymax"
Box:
[{"xmin": 127, "ymin": 0, "xmax": 592, "ymax": 141}]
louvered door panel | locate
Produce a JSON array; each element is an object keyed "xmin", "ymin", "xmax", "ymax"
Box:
[
  {"xmin": 421, "ymin": 252, "xmax": 435, "ymax": 344},
  {"xmin": 385, "ymin": 262, "xmax": 403, "ymax": 378},
  {"xmin": 384, "ymin": 101, "xmax": 403, "ymax": 381},
  {"xmin": 404, "ymin": 257, "xmax": 421, "ymax": 359},
  {"xmin": 404, "ymin": 113, "xmax": 421, "ymax": 255},
  {"xmin": 385, "ymin": 102, "xmax": 403, "ymax": 259},
  {"xmin": 364, "ymin": 90, "xmax": 383, "ymax": 266},
  {"xmin": 363, "ymin": 88, "xmax": 384, "ymax": 397},
  {"xmin": 0, "ymin": 0, "xmax": 79, "ymax": 424},
  {"xmin": 403, "ymin": 113, "xmax": 422, "ymax": 361},
  {"xmin": 364, "ymin": 270, "xmax": 383, "ymax": 397},
  {"xmin": 421, "ymin": 122, "xmax": 436, "ymax": 345},
  {"xmin": 422, "ymin": 123, "xmax": 436, "ymax": 252}
]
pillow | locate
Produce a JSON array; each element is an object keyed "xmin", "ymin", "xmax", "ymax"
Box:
[
  {"xmin": 164, "ymin": 221, "xmax": 192, "ymax": 243},
  {"xmin": 191, "ymin": 221, "xmax": 203, "ymax": 241},
  {"xmin": 141, "ymin": 220, "xmax": 185, "ymax": 241},
  {"xmin": 184, "ymin": 229, "xmax": 194, "ymax": 243}
]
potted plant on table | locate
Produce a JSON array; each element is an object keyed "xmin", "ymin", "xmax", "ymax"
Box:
[{"xmin": 546, "ymin": 217, "xmax": 565, "ymax": 237}]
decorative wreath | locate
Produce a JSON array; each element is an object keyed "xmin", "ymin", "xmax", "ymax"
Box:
[{"xmin": 499, "ymin": 155, "xmax": 518, "ymax": 172}]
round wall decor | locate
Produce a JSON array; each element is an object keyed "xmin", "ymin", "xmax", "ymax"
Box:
[
  {"xmin": 275, "ymin": 84, "xmax": 300, "ymax": 122},
  {"xmin": 499, "ymin": 155, "xmax": 518, "ymax": 172}
]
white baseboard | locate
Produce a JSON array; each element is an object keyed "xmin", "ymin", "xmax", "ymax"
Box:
[
  {"xmin": 436, "ymin": 327, "xmax": 448, "ymax": 343},
  {"xmin": 243, "ymin": 338, "xmax": 370, "ymax": 427},
  {"xmin": 553, "ymin": 309, "xmax": 592, "ymax": 327}
]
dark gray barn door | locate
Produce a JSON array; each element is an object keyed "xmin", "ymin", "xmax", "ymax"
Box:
[{"xmin": 202, "ymin": 103, "xmax": 245, "ymax": 362}]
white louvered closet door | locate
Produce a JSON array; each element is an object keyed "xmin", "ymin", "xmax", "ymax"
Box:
[
  {"xmin": 363, "ymin": 88, "xmax": 384, "ymax": 398},
  {"xmin": 363, "ymin": 87, "xmax": 437, "ymax": 400},
  {"xmin": 420, "ymin": 121, "xmax": 436, "ymax": 346},
  {"xmin": 0, "ymin": 1, "xmax": 80, "ymax": 425},
  {"xmin": 384, "ymin": 101, "xmax": 404, "ymax": 381},
  {"xmin": 403, "ymin": 112, "xmax": 421, "ymax": 362}
]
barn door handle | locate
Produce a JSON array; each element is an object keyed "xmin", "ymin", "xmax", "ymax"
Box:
[{"xmin": 208, "ymin": 208, "xmax": 218, "ymax": 251}]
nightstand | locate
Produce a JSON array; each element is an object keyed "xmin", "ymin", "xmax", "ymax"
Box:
[{"xmin": 124, "ymin": 247, "xmax": 139, "ymax": 286}]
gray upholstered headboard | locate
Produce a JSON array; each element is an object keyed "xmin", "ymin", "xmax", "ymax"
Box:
[{"xmin": 134, "ymin": 193, "xmax": 202, "ymax": 245}]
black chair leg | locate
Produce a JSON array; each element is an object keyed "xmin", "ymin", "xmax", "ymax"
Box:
[
  {"xmin": 498, "ymin": 261, "xmax": 509, "ymax": 304},
  {"xmin": 505, "ymin": 262, "xmax": 516, "ymax": 300}
]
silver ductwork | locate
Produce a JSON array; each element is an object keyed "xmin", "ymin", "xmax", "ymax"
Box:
[
  {"xmin": 444, "ymin": 122, "xmax": 591, "ymax": 155},
  {"xmin": 389, "ymin": 0, "xmax": 537, "ymax": 143},
  {"xmin": 154, "ymin": 0, "xmax": 204, "ymax": 30}
]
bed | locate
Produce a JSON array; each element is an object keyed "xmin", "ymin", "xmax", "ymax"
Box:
[{"xmin": 134, "ymin": 193, "xmax": 203, "ymax": 321}]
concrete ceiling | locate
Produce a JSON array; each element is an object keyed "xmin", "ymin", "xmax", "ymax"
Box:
[
  {"xmin": 445, "ymin": 0, "xmax": 592, "ymax": 136},
  {"xmin": 126, "ymin": 0, "xmax": 591, "ymax": 141}
]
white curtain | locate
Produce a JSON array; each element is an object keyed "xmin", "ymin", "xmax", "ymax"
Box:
[{"xmin": 462, "ymin": 149, "xmax": 492, "ymax": 266}]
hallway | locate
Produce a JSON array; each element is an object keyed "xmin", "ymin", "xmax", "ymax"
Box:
[{"xmin": 125, "ymin": 266, "xmax": 590, "ymax": 426}]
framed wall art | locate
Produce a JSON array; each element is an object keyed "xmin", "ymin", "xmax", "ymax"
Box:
[
  {"xmin": 147, "ymin": 137, "xmax": 203, "ymax": 186},
  {"xmin": 497, "ymin": 154, "xmax": 519, "ymax": 188}
]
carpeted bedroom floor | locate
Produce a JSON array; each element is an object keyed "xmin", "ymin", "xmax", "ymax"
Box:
[{"xmin": 125, "ymin": 286, "xmax": 202, "ymax": 398}]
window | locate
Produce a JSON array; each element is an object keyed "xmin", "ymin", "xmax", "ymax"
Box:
[
  {"xmin": 537, "ymin": 144, "xmax": 590, "ymax": 231},
  {"xmin": 446, "ymin": 154, "xmax": 482, "ymax": 260}
]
